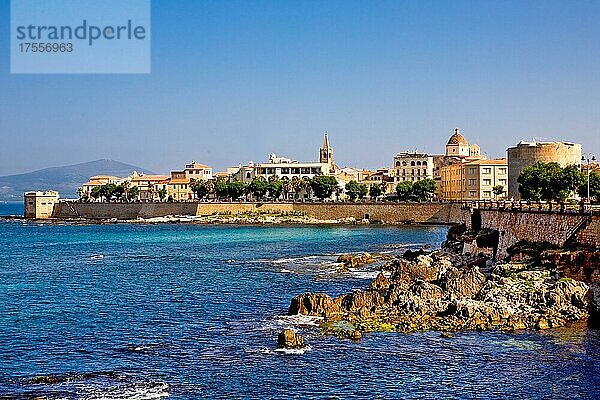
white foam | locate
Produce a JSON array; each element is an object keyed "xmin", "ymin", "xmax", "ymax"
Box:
[
  {"xmin": 276, "ymin": 314, "xmax": 323, "ymax": 327},
  {"xmin": 274, "ymin": 344, "xmax": 312, "ymax": 355}
]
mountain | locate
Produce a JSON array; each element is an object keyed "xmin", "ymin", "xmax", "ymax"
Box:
[{"xmin": 0, "ymin": 159, "xmax": 155, "ymax": 201}]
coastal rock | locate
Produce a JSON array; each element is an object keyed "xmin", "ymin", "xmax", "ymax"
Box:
[
  {"xmin": 277, "ymin": 329, "xmax": 304, "ymax": 349},
  {"xmin": 337, "ymin": 253, "xmax": 375, "ymax": 269},
  {"xmin": 370, "ymin": 273, "xmax": 391, "ymax": 291},
  {"xmin": 444, "ymin": 267, "xmax": 486, "ymax": 298},
  {"xmin": 288, "ymin": 293, "xmax": 341, "ymax": 318}
]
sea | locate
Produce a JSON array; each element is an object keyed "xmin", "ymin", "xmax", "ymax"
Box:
[{"xmin": 1, "ymin": 202, "xmax": 599, "ymax": 399}]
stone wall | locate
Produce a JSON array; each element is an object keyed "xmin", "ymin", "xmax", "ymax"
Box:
[
  {"xmin": 575, "ymin": 214, "xmax": 600, "ymax": 248},
  {"xmin": 52, "ymin": 201, "xmax": 463, "ymax": 224},
  {"xmin": 292, "ymin": 202, "xmax": 462, "ymax": 224},
  {"xmin": 478, "ymin": 209, "xmax": 592, "ymax": 258},
  {"xmin": 53, "ymin": 202, "xmax": 295, "ymax": 220}
]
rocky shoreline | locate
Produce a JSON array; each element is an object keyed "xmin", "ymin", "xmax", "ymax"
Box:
[{"xmin": 280, "ymin": 225, "xmax": 600, "ymax": 345}]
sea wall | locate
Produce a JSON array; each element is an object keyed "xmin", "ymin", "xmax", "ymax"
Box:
[
  {"xmin": 293, "ymin": 202, "xmax": 465, "ymax": 224},
  {"xmin": 575, "ymin": 214, "xmax": 600, "ymax": 248},
  {"xmin": 52, "ymin": 201, "xmax": 465, "ymax": 224},
  {"xmin": 476, "ymin": 209, "xmax": 593, "ymax": 258}
]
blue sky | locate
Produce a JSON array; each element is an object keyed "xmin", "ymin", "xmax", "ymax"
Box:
[{"xmin": 1, "ymin": 0, "xmax": 599, "ymax": 175}]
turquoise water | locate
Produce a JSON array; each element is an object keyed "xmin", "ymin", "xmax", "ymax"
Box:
[
  {"xmin": 0, "ymin": 202, "xmax": 23, "ymax": 217},
  {"xmin": 1, "ymin": 219, "xmax": 599, "ymax": 399}
]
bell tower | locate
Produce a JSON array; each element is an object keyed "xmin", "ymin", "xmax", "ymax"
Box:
[{"xmin": 319, "ymin": 131, "xmax": 334, "ymax": 171}]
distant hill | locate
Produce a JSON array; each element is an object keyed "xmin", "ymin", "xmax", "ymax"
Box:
[{"xmin": 0, "ymin": 159, "xmax": 155, "ymax": 201}]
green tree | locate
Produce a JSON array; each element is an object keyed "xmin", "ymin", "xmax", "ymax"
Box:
[
  {"xmin": 158, "ymin": 188, "xmax": 167, "ymax": 201},
  {"xmin": 268, "ymin": 176, "xmax": 284, "ymax": 199},
  {"xmin": 228, "ymin": 180, "xmax": 248, "ymax": 200},
  {"xmin": 492, "ymin": 185, "xmax": 505, "ymax": 197},
  {"xmin": 191, "ymin": 179, "xmax": 210, "ymax": 199},
  {"xmin": 578, "ymin": 171, "xmax": 600, "ymax": 203},
  {"xmin": 396, "ymin": 181, "xmax": 413, "ymax": 201},
  {"xmin": 412, "ymin": 179, "xmax": 436, "ymax": 201},
  {"xmin": 214, "ymin": 177, "xmax": 229, "ymax": 199},
  {"xmin": 369, "ymin": 183, "xmax": 383, "ymax": 199},
  {"xmin": 345, "ymin": 180, "xmax": 362, "ymax": 200},
  {"xmin": 518, "ymin": 162, "xmax": 584, "ymax": 201},
  {"xmin": 310, "ymin": 175, "xmax": 338, "ymax": 200},
  {"xmin": 127, "ymin": 186, "xmax": 139, "ymax": 201},
  {"xmin": 249, "ymin": 177, "xmax": 269, "ymax": 199},
  {"xmin": 113, "ymin": 184, "xmax": 125, "ymax": 200}
]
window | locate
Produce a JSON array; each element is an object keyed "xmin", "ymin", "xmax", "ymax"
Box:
[
  {"xmin": 267, "ymin": 168, "xmax": 275, "ymax": 174},
  {"xmin": 246, "ymin": 172, "xmax": 251, "ymax": 179},
  {"xmin": 311, "ymin": 168, "xmax": 320, "ymax": 174},
  {"xmin": 291, "ymin": 168, "xmax": 300, "ymax": 174},
  {"xmin": 395, "ymin": 161, "xmax": 401, "ymax": 167},
  {"xmin": 499, "ymin": 179, "xmax": 507, "ymax": 185},
  {"xmin": 482, "ymin": 167, "xmax": 492, "ymax": 174},
  {"xmin": 301, "ymin": 168, "xmax": 310, "ymax": 174},
  {"xmin": 411, "ymin": 161, "xmax": 415, "ymax": 166},
  {"xmin": 469, "ymin": 168, "xmax": 477, "ymax": 174},
  {"xmin": 499, "ymin": 168, "xmax": 507, "ymax": 174},
  {"xmin": 468, "ymin": 179, "xmax": 476, "ymax": 186},
  {"xmin": 423, "ymin": 161, "xmax": 427, "ymax": 166},
  {"xmin": 281, "ymin": 168, "xmax": 290, "ymax": 174},
  {"xmin": 402, "ymin": 161, "xmax": 407, "ymax": 166},
  {"xmin": 483, "ymin": 179, "xmax": 492, "ymax": 185},
  {"xmin": 416, "ymin": 161, "xmax": 421, "ymax": 166},
  {"xmin": 469, "ymin": 191, "xmax": 476, "ymax": 197},
  {"xmin": 483, "ymin": 191, "xmax": 491, "ymax": 197}
]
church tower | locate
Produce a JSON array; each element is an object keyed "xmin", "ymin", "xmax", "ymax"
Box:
[{"xmin": 319, "ymin": 132, "xmax": 334, "ymax": 172}]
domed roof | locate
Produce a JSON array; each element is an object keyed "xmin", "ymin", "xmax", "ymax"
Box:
[{"xmin": 447, "ymin": 128, "xmax": 469, "ymax": 145}]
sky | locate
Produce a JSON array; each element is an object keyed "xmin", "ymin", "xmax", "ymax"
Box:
[{"xmin": 0, "ymin": 0, "xmax": 599, "ymax": 176}]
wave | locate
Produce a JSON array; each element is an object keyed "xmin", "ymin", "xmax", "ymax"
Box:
[{"xmin": 274, "ymin": 344, "xmax": 312, "ymax": 355}]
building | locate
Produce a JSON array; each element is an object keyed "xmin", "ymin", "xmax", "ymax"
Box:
[
  {"xmin": 320, "ymin": 132, "xmax": 335, "ymax": 173},
  {"xmin": 445, "ymin": 128, "xmax": 483, "ymax": 159},
  {"xmin": 81, "ymin": 175, "xmax": 122, "ymax": 199},
  {"xmin": 440, "ymin": 159, "xmax": 508, "ymax": 201},
  {"xmin": 507, "ymin": 141, "xmax": 582, "ymax": 199},
  {"xmin": 393, "ymin": 152, "xmax": 434, "ymax": 183},
  {"xmin": 24, "ymin": 191, "xmax": 60, "ymax": 219},
  {"xmin": 129, "ymin": 172, "xmax": 170, "ymax": 200}
]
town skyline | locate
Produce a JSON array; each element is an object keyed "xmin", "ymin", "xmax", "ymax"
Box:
[{"xmin": 1, "ymin": 1, "xmax": 599, "ymax": 176}]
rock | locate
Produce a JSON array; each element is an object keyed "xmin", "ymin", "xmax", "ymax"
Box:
[
  {"xmin": 536, "ymin": 317, "xmax": 550, "ymax": 330},
  {"xmin": 349, "ymin": 330, "xmax": 362, "ymax": 340},
  {"xmin": 29, "ymin": 375, "xmax": 61, "ymax": 384},
  {"xmin": 370, "ymin": 272, "xmax": 391, "ymax": 291},
  {"xmin": 445, "ymin": 267, "xmax": 486, "ymax": 298},
  {"xmin": 440, "ymin": 332, "xmax": 453, "ymax": 338},
  {"xmin": 337, "ymin": 253, "xmax": 375, "ymax": 269},
  {"xmin": 403, "ymin": 248, "xmax": 425, "ymax": 261},
  {"xmin": 277, "ymin": 329, "xmax": 304, "ymax": 349},
  {"xmin": 288, "ymin": 293, "xmax": 341, "ymax": 318}
]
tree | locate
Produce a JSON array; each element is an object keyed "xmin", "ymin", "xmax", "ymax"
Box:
[
  {"xmin": 518, "ymin": 162, "xmax": 585, "ymax": 201},
  {"xmin": 268, "ymin": 176, "xmax": 284, "ymax": 199},
  {"xmin": 191, "ymin": 180, "xmax": 210, "ymax": 199},
  {"xmin": 345, "ymin": 180, "xmax": 362, "ymax": 200},
  {"xmin": 127, "ymin": 186, "xmax": 139, "ymax": 201},
  {"xmin": 249, "ymin": 177, "xmax": 269, "ymax": 199},
  {"xmin": 158, "ymin": 188, "xmax": 167, "ymax": 201},
  {"xmin": 578, "ymin": 171, "xmax": 600, "ymax": 203},
  {"xmin": 369, "ymin": 184, "xmax": 383, "ymax": 199},
  {"xmin": 493, "ymin": 185, "xmax": 505, "ymax": 197},
  {"xmin": 214, "ymin": 177, "xmax": 229, "ymax": 199},
  {"xmin": 396, "ymin": 181, "xmax": 413, "ymax": 201},
  {"xmin": 113, "ymin": 184, "xmax": 125, "ymax": 200},
  {"xmin": 412, "ymin": 179, "xmax": 436, "ymax": 201},
  {"xmin": 310, "ymin": 175, "xmax": 338, "ymax": 200},
  {"xmin": 228, "ymin": 180, "xmax": 247, "ymax": 200}
]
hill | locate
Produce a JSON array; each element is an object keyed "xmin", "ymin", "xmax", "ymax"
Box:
[{"xmin": 0, "ymin": 159, "xmax": 155, "ymax": 201}]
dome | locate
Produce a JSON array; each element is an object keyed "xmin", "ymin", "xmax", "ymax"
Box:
[{"xmin": 447, "ymin": 128, "xmax": 469, "ymax": 145}]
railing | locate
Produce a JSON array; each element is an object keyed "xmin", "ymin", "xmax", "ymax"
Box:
[
  {"xmin": 463, "ymin": 200, "xmax": 593, "ymax": 215},
  {"xmin": 564, "ymin": 215, "xmax": 592, "ymax": 243}
]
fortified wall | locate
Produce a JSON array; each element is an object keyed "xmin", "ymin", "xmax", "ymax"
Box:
[
  {"xmin": 52, "ymin": 201, "xmax": 466, "ymax": 224},
  {"xmin": 472, "ymin": 209, "xmax": 598, "ymax": 258}
]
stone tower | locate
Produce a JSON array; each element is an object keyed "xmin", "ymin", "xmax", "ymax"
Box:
[{"xmin": 319, "ymin": 132, "xmax": 334, "ymax": 172}]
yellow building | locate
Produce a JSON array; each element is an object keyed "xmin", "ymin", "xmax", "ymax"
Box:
[
  {"xmin": 24, "ymin": 191, "xmax": 60, "ymax": 219},
  {"xmin": 81, "ymin": 175, "xmax": 121, "ymax": 199},
  {"xmin": 130, "ymin": 173, "xmax": 170, "ymax": 200},
  {"xmin": 440, "ymin": 159, "xmax": 508, "ymax": 201}
]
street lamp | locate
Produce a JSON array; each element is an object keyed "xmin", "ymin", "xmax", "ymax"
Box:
[{"xmin": 582, "ymin": 153, "xmax": 597, "ymax": 202}]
